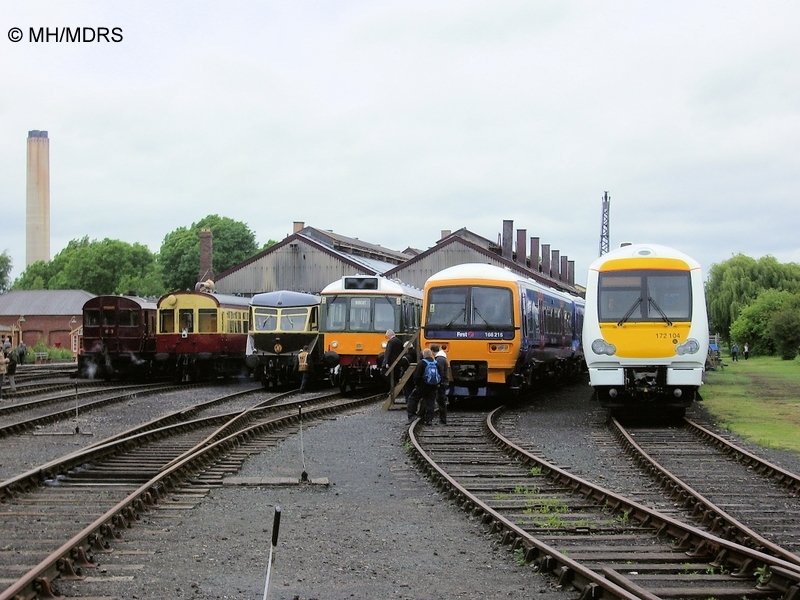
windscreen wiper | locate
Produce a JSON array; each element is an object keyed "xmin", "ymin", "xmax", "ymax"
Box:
[
  {"xmin": 617, "ymin": 297, "xmax": 642, "ymax": 326},
  {"xmin": 648, "ymin": 296, "xmax": 673, "ymax": 326},
  {"xmin": 444, "ymin": 308, "xmax": 465, "ymax": 328}
]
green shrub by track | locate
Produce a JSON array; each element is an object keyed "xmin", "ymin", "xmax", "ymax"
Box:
[{"xmin": 703, "ymin": 355, "xmax": 800, "ymax": 453}]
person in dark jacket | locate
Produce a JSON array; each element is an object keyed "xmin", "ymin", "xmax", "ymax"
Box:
[
  {"xmin": 406, "ymin": 348, "xmax": 438, "ymax": 425},
  {"xmin": 383, "ymin": 329, "xmax": 405, "ymax": 391},
  {"xmin": 3, "ymin": 344, "xmax": 17, "ymax": 392},
  {"xmin": 430, "ymin": 343, "xmax": 449, "ymax": 425}
]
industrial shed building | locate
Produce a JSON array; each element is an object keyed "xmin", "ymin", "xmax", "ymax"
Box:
[
  {"xmin": 385, "ymin": 221, "xmax": 580, "ymax": 295},
  {"xmin": 213, "ymin": 219, "xmax": 581, "ymax": 297},
  {"xmin": 213, "ymin": 223, "xmax": 413, "ymax": 296}
]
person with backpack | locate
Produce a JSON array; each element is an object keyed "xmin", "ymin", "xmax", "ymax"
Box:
[
  {"xmin": 430, "ymin": 343, "xmax": 449, "ymax": 425},
  {"xmin": 405, "ymin": 348, "xmax": 439, "ymax": 425}
]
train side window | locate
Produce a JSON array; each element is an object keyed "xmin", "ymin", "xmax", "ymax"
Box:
[
  {"xmin": 309, "ymin": 307, "xmax": 319, "ymax": 331},
  {"xmin": 160, "ymin": 309, "xmax": 175, "ymax": 333},
  {"xmin": 179, "ymin": 309, "xmax": 194, "ymax": 333},
  {"xmin": 85, "ymin": 309, "xmax": 101, "ymax": 327},
  {"xmin": 198, "ymin": 309, "xmax": 217, "ymax": 333}
]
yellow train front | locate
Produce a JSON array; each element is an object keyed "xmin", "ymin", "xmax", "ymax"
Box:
[
  {"xmin": 320, "ymin": 275, "xmax": 422, "ymax": 393},
  {"xmin": 421, "ymin": 263, "xmax": 585, "ymax": 398},
  {"xmin": 155, "ymin": 290, "xmax": 251, "ymax": 381},
  {"xmin": 583, "ymin": 244, "xmax": 709, "ymax": 415}
]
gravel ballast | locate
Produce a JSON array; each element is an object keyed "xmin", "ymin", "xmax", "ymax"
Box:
[{"xmin": 12, "ymin": 379, "xmax": 800, "ymax": 600}]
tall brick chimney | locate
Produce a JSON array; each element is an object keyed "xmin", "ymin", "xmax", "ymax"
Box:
[
  {"xmin": 198, "ymin": 228, "xmax": 214, "ymax": 283},
  {"xmin": 26, "ymin": 130, "xmax": 50, "ymax": 267}
]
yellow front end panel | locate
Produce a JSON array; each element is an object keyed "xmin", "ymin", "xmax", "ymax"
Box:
[{"xmin": 600, "ymin": 322, "xmax": 691, "ymax": 358}]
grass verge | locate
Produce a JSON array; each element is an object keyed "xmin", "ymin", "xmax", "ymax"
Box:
[{"xmin": 703, "ymin": 356, "xmax": 800, "ymax": 453}]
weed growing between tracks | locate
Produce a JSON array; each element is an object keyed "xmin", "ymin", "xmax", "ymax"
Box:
[{"xmin": 703, "ymin": 355, "xmax": 800, "ymax": 453}]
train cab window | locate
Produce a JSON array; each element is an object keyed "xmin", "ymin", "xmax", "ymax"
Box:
[
  {"xmin": 179, "ymin": 309, "xmax": 194, "ymax": 333},
  {"xmin": 280, "ymin": 308, "xmax": 308, "ymax": 332},
  {"xmin": 598, "ymin": 271, "xmax": 691, "ymax": 322},
  {"xmin": 119, "ymin": 310, "xmax": 139, "ymax": 327},
  {"xmin": 471, "ymin": 287, "xmax": 513, "ymax": 328},
  {"xmin": 102, "ymin": 309, "xmax": 116, "ymax": 327},
  {"xmin": 160, "ymin": 309, "xmax": 175, "ymax": 333},
  {"xmin": 309, "ymin": 306, "xmax": 319, "ymax": 331},
  {"xmin": 323, "ymin": 297, "xmax": 347, "ymax": 331},
  {"xmin": 85, "ymin": 309, "xmax": 101, "ymax": 327},
  {"xmin": 198, "ymin": 309, "xmax": 217, "ymax": 333},
  {"xmin": 374, "ymin": 297, "xmax": 397, "ymax": 332},
  {"xmin": 349, "ymin": 298, "xmax": 371, "ymax": 331},
  {"xmin": 426, "ymin": 286, "xmax": 468, "ymax": 327},
  {"xmin": 254, "ymin": 308, "xmax": 278, "ymax": 331}
]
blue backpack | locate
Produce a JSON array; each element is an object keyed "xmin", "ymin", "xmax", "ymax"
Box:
[{"xmin": 423, "ymin": 358, "xmax": 441, "ymax": 386}]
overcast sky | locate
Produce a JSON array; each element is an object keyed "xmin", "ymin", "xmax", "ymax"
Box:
[{"xmin": 2, "ymin": 1, "xmax": 799, "ymax": 288}]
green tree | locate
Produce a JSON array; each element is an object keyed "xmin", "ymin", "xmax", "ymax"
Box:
[
  {"xmin": 12, "ymin": 237, "xmax": 163, "ymax": 296},
  {"xmin": 159, "ymin": 215, "xmax": 258, "ymax": 291},
  {"xmin": 769, "ymin": 303, "xmax": 800, "ymax": 360},
  {"xmin": 729, "ymin": 289, "xmax": 794, "ymax": 356},
  {"xmin": 0, "ymin": 250, "xmax": 11, "ymax": 293},
  {"xmin": 705, "ymin": 254, "xmax": 800, "ymax": 341}
]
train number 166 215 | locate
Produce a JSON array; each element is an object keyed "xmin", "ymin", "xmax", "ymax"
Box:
[{"xmin": 655, "ymin": 332, "xmax": 681, "ymax": 339}]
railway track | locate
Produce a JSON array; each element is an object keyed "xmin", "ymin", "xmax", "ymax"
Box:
[
  {"xmin": 0, "ymin": 387, "xmax": 381, "ymax": 600},
  {"xmin": 611, "ymin": 416, "xmax": 800, "ymax": 561},
  {"xmin": 407, "ymin": 409, "xmax": 800, "ymax": 600}
]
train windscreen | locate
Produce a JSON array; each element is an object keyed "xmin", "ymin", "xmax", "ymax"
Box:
[
  {"xmin": 598, "ymin": 270, "xmax": 691, "ymax": 323},
  {"xmin": 254, "ymin": 308, "xmax": 278, "ymax": 332},
  {"xmin": 426, "ymin": 286, "xmax": 513, "ymax": 329},
  {"xmin": 322, "ymin": 296, "xmax": 399, "ymax": 332}
]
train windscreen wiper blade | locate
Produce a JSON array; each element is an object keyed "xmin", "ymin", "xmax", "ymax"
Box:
[
  {"xmin": 617, "ymin": 297, "xmax": 642, "ymax": 326},
  {"xmin": 648, "ymin": 296, "xmax": 673, "ymax": 326},
  {"xmin": 444, "ymin": 308, "xmax": 465, "ymax": 328}
]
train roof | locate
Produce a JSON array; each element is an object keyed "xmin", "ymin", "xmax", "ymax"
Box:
[
  {"xmin": 427, "ymin": 263, "xmax": 521, "ymax": 284},
  {"xmin": 157, "ymin": 290, "xmax": 252, "ymax": 309},
  {"xmin": 588, "ymin": 244, "xmax": 701, "ymax": 272},
  {"xmin": 321, "ymin": 275, "xmax": 422, "ymax": 299},
  {"xmin": 83, "ymin": 295, "xmax": 157, "ymax": 311},
  {"xmin": 250, "ymin": 290, "xmax": 321, "ymax": 308},
  {"xmin": 427, "ymin": 263, "xmax": 584, "ymax": 304}
]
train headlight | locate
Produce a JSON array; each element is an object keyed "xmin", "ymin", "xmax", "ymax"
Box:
[
  {"xmin": 331, "ymin": 341, "xmax": 338, "ymax": 349},
  {"xmin": 591, "ymin": 339, "xmax": 616, "ymax": 356},
  {"xmin": 675, "ymin": 338, "xmax": 700, "ymax": 355},
  {"xmin": 381, "ymin": 341, "xmax": 387, "ymax": 349}
]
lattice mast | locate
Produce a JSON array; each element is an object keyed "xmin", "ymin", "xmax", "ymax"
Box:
[{"xmin": 599, "ymin": 191, "xmax": 611, "ymax": 256}]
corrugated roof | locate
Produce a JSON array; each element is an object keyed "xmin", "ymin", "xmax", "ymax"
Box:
[{"xmin": 0, "ymin": 290, "xmax": 96, "ymax": 316}]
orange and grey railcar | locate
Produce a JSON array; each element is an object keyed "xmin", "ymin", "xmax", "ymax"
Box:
[
  {"xmin": 320, "ymin": 275, "xmax": 423, "ymax": 393},
  {"xmin": 78, "ymin": 295, "xmax": 158, "ymax": 379},
  {"xmin": 155, "ymin": 290, "xmax": 251, "ymax": 381},
  {"xmin": 421, "ymin": 263, "xmax": 585, "ymax": 398}
]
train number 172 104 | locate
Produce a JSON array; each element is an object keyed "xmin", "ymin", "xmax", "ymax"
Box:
[{"xmin": 655, "ymin": 332, "xmax": 681, "ymax": 339}]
